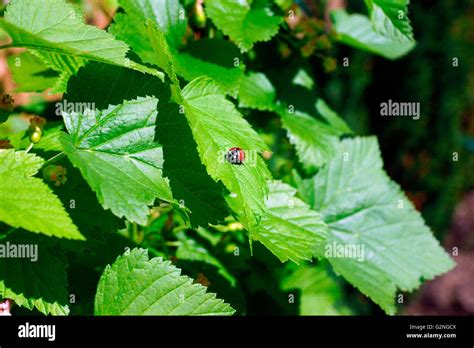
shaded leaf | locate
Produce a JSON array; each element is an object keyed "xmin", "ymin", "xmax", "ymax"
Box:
[
  {"xmin": 0, "ymin": 150, "xmax": 83, "ymax": 240},
  {"xmin": 182, "ymin": 77, "xmax": 271, "ymax": 230},
  {"xmin": 0, "ymin": 232, "xmax": 70, "ymax": 315}
]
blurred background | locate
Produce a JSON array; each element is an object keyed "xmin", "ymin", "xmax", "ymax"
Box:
[
  {"xmin": 325, "ymin": 0, "xmax": 474, "ymax": 315},
  {"xmin": 0, "ymin": 0, "xmax": 473, "ymax": 315}
]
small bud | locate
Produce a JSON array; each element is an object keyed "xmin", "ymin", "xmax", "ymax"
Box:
[
  {"xmin": 28, "ymin": 116, "xmax": 46, "ymax": 144},
  {"xmin": 191, "ymin": 0, "xmax": 206, "ymax": 29},
  {"xmin": 0, "ymin": 94, "xmax": 14, "ymax": 111},
  {"xmin": 194, "ymin": 273, "xmax": 211, "ymax": 287}
]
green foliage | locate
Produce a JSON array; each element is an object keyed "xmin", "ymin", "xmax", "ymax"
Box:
[
  {"xmin": 111, "ymin": 6, "xmax": 244, "ymax": 95},
  {"xmin": 238, "ymin": 72, "xmax": 276, "ymax": 111},
  {"xmin": 365, "ymin": 0, "xmax": 414, "ymax": 41},
  {"xmin": 117, "ymin": 0, "xmax": 187, "ymax": 49},
  {"xmin": 175, "ymin": 231, "xmax": 236, "ymax": 286},
  {"xmin": 182, "ymin": 77, "xmax": 271, "ymax": 231},
  {"xmin": 173, "ymin": 49, "xmax": 244, "ymax": 97},
  {"xmin": 331, "ymin": 9, "xmax": 415, "ymax": 59},
  {"xmin": 280, "ymin": 262, "xmax": 352, "ymax": 315},
  {"xmin": 0, "ymin": 0, "xmax": 456, "ymax": 317},
  {"xmin": 0, "ymin": 150, "xmax": 83, "ymax": 240},
  {"xmin": 94, "ymin": 248, "xmax": 235, "ymax": 315},
  {"xmin": 0, "ymin": 233, "xmax": 70, "ymax": 315},
  {"xmin": 0, "ymin": 0, "xmax": 162, "ymax": 78},
  {"xmin": 156, "ymin": 103, "xmax": 228, "ymax": 227},
  {"xmin": 31, "ymin": 51, "xmax": 86, "ymax": 93},
  {"xmin": 315, "ymin": 99, "xmax": 353, "ymax": 136},
  {"xmin": 64, "ymin": 61, "xmax": 170, "ymax": 110},
  {"xmin": 252, "ymin": 181, "xmax": 327, "ymax": 264},
  {"xmin": 280, "ymin": 109, "xmax": 341, "ymax": 173},
  {"xmin": 7, "ymin": 52, "xmax": 58, "ymax": 92},
  {"xmin": 205, "ymin": 0, "xmax": 283, "ymax": 52},
  {"xmin": 295, "ymin": 137, "xmax": 454, "ymax": 314},
  {"xmin": 61, "ymin": 97, "xmax": 173, "ymax": 225}
]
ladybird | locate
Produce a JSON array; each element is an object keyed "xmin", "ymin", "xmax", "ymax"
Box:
[{"xmin": 225, "ymin": 147, "xmax": 245, "ymax": 165}]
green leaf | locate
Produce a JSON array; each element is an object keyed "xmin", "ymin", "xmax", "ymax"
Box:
[
  {"xmin": 110, "ymin": 11, "xmax": 178, "ymax": 85},
  {"xmin": 173, "ymin": 52, "xmax": 243, "ymax": 98},
  {"xmin": 279, "ymin": 109, "xmax": 340, "ymax": 173},
  {"xmin": 117, "ymin": 0, "xmax": 187, "ymax": 48},
  {"xmin": 61, "ymin": 97, "xmax": 173, "ymax": 225},
  {"xmin": 315, "ymin": 99, "xmax": 353, "ymax": 136},
  {"xmin": 54, "ymin": 161, "xmax": 123, "ymax": 236},
  {"xmin": 238, "ymin": 72, "xmax": 276, "ymax": 111},
  {"xmin": 110, "ymin": 16, "xmax": 179, "ymax": 92},
  {"xmin": 252, "ymin": 181, "xmax": 327, "ymax": 264},
  {"xmin": 7, "ymin": 52, "xmax": 58, "ymax": 92},
  {"xmin": 109, "ymin": 12, "xmax": 155, "ymax": 64},
  {"xmin": 174, "ymin": 39, "xmax": 245, "ymax": 97},
  {"xmin": 365, "ymin": 0, "xmax": 414, "ymax": 41},
  {"xmin": 297, "ymin": 137, "xmax": 455, "ymax": 314},
  {"xmin": 331, "ymin": 9, "xmax": 415, "ymax": 59},
  {"xmin": 0, "ymin": 0, "xmax": 161, "ymax": 78},
  {"xmin": 144, "ymin": 21, "xmax": 181, "ymax": 88},
  {"xmin": 280, "ymin": 262, "xmax": 352, "ymax": 315},
  {"xmin": 0, "ymin": 232, "xmax": 70, "ymax": 315},
  {"xmin": 292, "ymin": 68, "xmax": 315, "ymax": 90},
  {"xmin": 205, "ymin": 0, "xmax": 283, "ymax": 52},
  {"xmin": 156, "ymin": 103, "xmax": 228, "ymax": 227},
  {"xmin": 182, "ymin": 77, "xmax": 271, "ymax": 230},
  {"xmin": 0, "ymin": 150, "xmax": 83, "ymax": 240},
  {"xmin": 94, "ymin": 248, "xmax": 235, "ymax": 315}
]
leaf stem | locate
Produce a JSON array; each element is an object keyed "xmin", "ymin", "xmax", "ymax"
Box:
[
  {"xmin": 42, "ymin": 151, "xmax": 66, "ymax": 168},
  {"xmin": 0, "ymin": 44, "xmax": 13, "ymax": 50},
  {"xmin": 25, "ymin": 143, "xmax": 34, "ymax": 153},
  {"xmin": 132, "ymin": 222, "xmax": 138, "ymax": 241}
]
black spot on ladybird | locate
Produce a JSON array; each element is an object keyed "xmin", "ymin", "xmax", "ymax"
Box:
[{"xmin": 225, "ymin": 147, "xmax": 245, "ymax": 165}]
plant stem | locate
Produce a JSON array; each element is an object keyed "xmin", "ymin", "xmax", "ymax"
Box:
[
  {"xmin": 0, "ymin": 44, "xmax": 13, "ymax": 50},
  {"xmin": 41, "ymin": 151, "xmax": 66, "ymax": 168},
  {"xmin": 132, "ymin": 222, "xmax": 138, "ymax": 242},
  {"xmin": 25, "ymin": 143, "xmax": 34, "ymax": 153}
]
